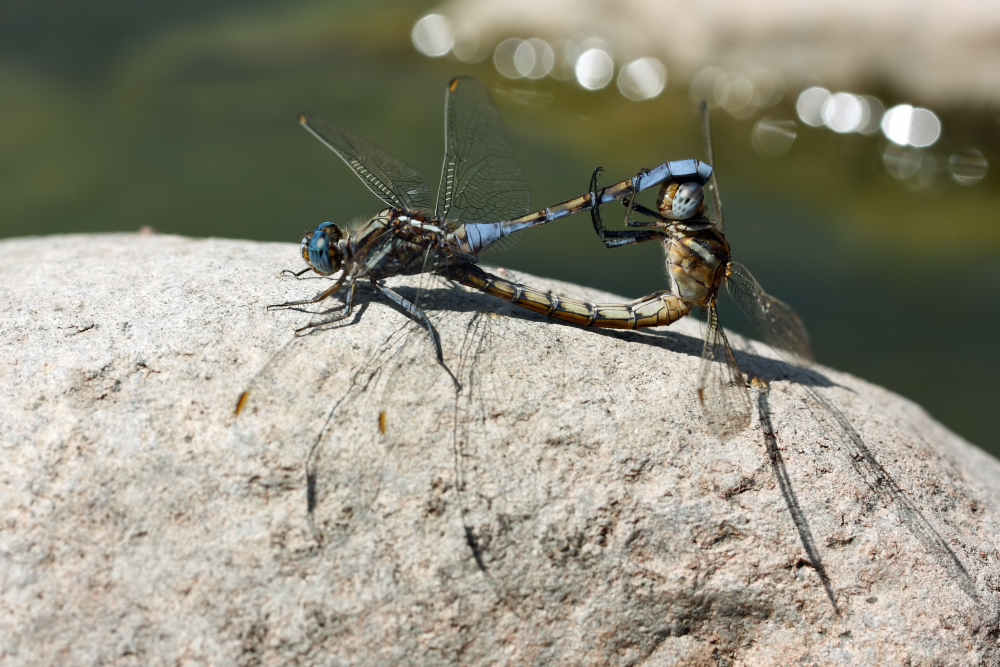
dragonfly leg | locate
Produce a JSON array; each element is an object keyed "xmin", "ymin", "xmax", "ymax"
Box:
[
  {"xmin": 372, "ymin": 280, "xmax": 459, "ymax": 388},
  {"xmin": 268, "ymin": 273, "xmax": 349, "ymax": 310},
  {"xmin": 620, "ymin": 167, "xmax": 668, "ymax": 226},
  {"xmin": 621, "ymin": 197, "xmax": 668, "ymax": 226},
  {"xmin": 292, "ymin": 279, "xmax": 358, "ymax": 334},
  {"xmin": 278, "ymin": 267, "xmax": 313, "ymax": 278},
  {"xmin": 598, "ymin": 229, "xmax": 666, "ymax": 248},
  {"xmin": 590, "ymin": 167, "xmax": 668, "ymax": 249}
]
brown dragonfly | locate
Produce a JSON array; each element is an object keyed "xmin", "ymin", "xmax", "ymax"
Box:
[{"xmin": 588, "ymin": 102, "xmax": 813, "ymax": 438}]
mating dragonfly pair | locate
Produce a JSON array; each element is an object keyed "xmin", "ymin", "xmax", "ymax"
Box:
[{"xmin": 273, "ymin": 76, "xmax": 812, "ymax": 439}]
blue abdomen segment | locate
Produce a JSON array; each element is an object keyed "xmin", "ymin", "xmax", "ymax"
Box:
[{"xmin": 452, "ymin": 159, "xmax": 714, "ymax": 255}]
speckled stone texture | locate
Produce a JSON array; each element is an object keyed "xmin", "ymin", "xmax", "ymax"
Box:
[{"xmin": 1, "ymin": 234, "xmax": 998, "ymax": 666}]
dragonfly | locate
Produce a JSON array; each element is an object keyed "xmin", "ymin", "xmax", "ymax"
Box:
[
  {"xmin": 248, "ymin": 74, "xmax": 718, "ymax": 556},
  {"xmin": 588, "ymin": 101, "xmax": 813, "ymax": 439},
  {"xmin": 271, "ymin": 76, "xmax": 716, "ymax": 359}
]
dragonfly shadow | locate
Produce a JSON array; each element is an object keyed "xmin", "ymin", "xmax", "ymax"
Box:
[
  {"xmin": 295, "ymin": 276, "xmax": 821, "ymax": 392},
  {"xmin": 792, "ymin": 382, "xmax": 982, "ymax": 605},
  {"xmin": 291, "ymin": 296, "xmax": 373, "ymax": 336},
  {"xmin": 757, "ymin": 382, "xmax": 839, "ymax": 614},
  {"xmin": 284, "ymin": 276, "xmax": 983, "ymax": 612},
  {"xmin": 590, "ymin": 321, "xmax": 840, "ymax": 392},
  {"xmin": 744, "ymin": 349, "xmax": 980, "ymax": 606},
  {"xmin": 432, "ymin": 284, "xmax": 983, "ymax": 607},
  {"xmin": 733, "ymin": 347, "xmax": 840, "ymax": 391}
]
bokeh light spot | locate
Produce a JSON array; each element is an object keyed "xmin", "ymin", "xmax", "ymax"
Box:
[
  {"xmin": 575, "ymin": 49, "xmax": 614, "ymax": 90},
  {"xmin": 949, "ymin": 148, "xmax": 988, "ymax": 185},
  {"xmin": 513, "ymin": 41, "xmax": 536, "ymax": 77},
  {"xmin": 822, "ymin": 93, "xmax": 864, "ymax": 133},
  {"xmin": 617, "ymin": 58, "xmax": 666, "ymax": 101},
  {"xmin": 858, "ymin": 96, "xmax": 885, "ymax": 134},
  {"xmin": 796, "ymin": 87, "xmax": 831, "ymax": 127},
  {"xmin": 515, "ymin": 39, "xmax": 554, "ymax": 79},
  {"xmin": 412, "ymin": 14, "xmax": 453, "ymax": 58},
  {"xmin": 882, "ymin": 105, "xmax": 941, "ymax": 147},
  {"xmin": 494, "ymin": 38, "xmax": 524, "ymax": 79},
  {"xmin": 909, "ymin": 108, "xmax": 942, "ymax": 147},
  {"xmin": 882, "ymin": 105, "xmax": 913, "ymax": 145}
]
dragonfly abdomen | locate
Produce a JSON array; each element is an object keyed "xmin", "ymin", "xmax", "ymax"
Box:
[{"xmin": 447, "ymin": 265, "xmax": 691, "ymax": 330}]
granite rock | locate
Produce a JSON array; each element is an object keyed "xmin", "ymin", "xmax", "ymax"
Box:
[{"xmin": 1, "ymin": 234, "xmax": 998, "ymax": 666}]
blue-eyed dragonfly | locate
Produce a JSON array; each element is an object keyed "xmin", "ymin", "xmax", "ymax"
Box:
[
  {"xmin": 271, "ymin": 77, "xmax": 715, "ymax": 353},
  {"xmin": 588, "ymin": 102, "xmax": 813, "ymax": 439}
]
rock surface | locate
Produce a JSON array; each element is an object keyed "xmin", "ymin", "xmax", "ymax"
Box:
[{"xmin": 1, "ymin": 233, "xmax": 998, "ymax": 666}]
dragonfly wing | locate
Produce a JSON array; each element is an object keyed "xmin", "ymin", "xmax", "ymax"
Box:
[
  {"xmin": 696, "ymin": 302, "xmax": 752, "ymax": 439},
  {"xmin": 727, "ymin": 261, "xmax": 814, "ymax": 363},
  {"xmin": 435, "ymin": 77, "xmax": 530, "ymax": 245},
  {"xmin": 299, "ymin": 114, "xmax": 432, "ymax": 212},
  {"xmin": 700, "ymin": 100, "xmax": 725, "ymax": 235}
]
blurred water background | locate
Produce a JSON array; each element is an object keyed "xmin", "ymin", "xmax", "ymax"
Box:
[{"xmin": 2, "ymin": 0, "xmax": 998, "ymax": 452}]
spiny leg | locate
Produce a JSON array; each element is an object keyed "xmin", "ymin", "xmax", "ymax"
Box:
[
  {"xmin": 619, "ymin": 167, "xmax": 671, "ymax": 227},
  {"xmin": 292, "ymin": 278, "xmax": 358, "ymax": 334},
  {"xmin": 268, "ymin": 272, "xmax": 349, "ymax": 311},
  {"xmin": 373, "ymin": 279, "xmax": 460, "ymax": 389},
  {"xmin": 618, "ymin": 167, "xmax": 667, "ymax": 226},
  {"xmin": 589, "ymin": 167, "xmax": 667, "ymax": 249},
  {"xmin": 590, "ymin": 167, "xmax": 608, "ymax": 241},
  {"xmin": 606, "ymin": 166, "xmax": 668, "ymax": 227},
  {"xmin": 620, "ymin": 197, "xmax": 668, "ymax": 226}
]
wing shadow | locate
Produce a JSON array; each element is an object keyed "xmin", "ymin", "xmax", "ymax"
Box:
[
  {"xmin": 278, "ymin": 273, "xmax": 983, "ymax": 610},
  {"xmin": 757, "ymin": 381, "xmax": 839, "ymax": 613}
]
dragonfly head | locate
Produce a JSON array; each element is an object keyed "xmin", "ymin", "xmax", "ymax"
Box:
[
  {"xmin": 301, "ymin": 221, "xmax": 345, "ymax": 275},
  {"xmin": 657, "ymin": 181, "xmax": 705, "ymax": 221}
]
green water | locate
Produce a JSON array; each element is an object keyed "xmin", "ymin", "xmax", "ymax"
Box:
[{"xmin": 3, "ymin": 1, "xmax": 998, "ymax": 453}]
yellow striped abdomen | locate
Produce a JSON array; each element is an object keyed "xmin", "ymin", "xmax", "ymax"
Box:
[{"xmin": 447, "ymin": 265, "xmax": 690, "ymax": 330}]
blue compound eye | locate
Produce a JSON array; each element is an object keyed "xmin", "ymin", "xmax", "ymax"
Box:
[
  {"xmin": 304, "ymin": 222, "xmax": 343, "ymax": 275},
  {"xmin": 672, "ymin": 182, "xmax": 704, "ymax": 220}
]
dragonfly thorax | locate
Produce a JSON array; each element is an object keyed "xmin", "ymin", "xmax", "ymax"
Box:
[
  {"xmin": 667, "ymin": 226, "xmax": 731, "ymax": 307},
  {"xmin": 301, "ymin": 221, "xmax": 348, "ymax": 276}
]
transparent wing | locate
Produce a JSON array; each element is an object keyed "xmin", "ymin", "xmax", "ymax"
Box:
[
  {"xmin": 435, "ymin": 77, "xmax": 531, "ymax": 242},
  {"xmin": 299, "ymin": 114, "xmax": 431, "ymax": 212},
  {"xmin": 700, "ymin": 100, "xmax": 725, "ymax": 235},
  {"xmin": 726, "ymin": 261, "xmax": 814, "ymax": 364},
  {"xmin": 696, "ymin": 302, "xmax": 752, "ymax": 439}
]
